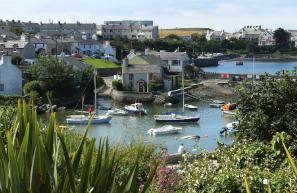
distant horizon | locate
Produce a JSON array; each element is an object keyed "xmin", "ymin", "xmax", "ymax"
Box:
[{"xmin": 0, "ymin": 0, "xmax": 296, "ymax": 32}]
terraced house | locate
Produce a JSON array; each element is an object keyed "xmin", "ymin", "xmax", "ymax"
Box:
[
  {"xmin": 99, "ymin": 20, "xmax": 159, "ymax": 40},
  {"xmin": 40, "ymin": 21, "xmax": 97, "ymax": 38}
]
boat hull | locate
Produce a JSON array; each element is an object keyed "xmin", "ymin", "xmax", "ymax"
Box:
[
  {"xmin": 148, "ymin": 125, "xmax": 183, "ymax": 135},
  {"xmin": 155, "ymin": 117, "xmax": 200, "ymax": 123},
  {"xmin": 222, "ymin": 110, "xmax": 236, "ymax": 115},
  {"xmin": 66, "ymin": 116, "xmax": 112, "ymax": 124},
  {"xmin": 209, "ymin": 103, "xmax": 223, "ymax": 108},
  {"xmin": 125, "ymin": 109, "xmax": 146, "ymax": 115}
]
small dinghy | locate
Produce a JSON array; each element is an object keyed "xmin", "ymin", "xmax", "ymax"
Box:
[
  {"xmin": 236, "ymin": 61, "xmax": 244, "ymax": 66},
  {"xmin": 164, "ymin": 102, "xmax": 173, "ymax": 107},
  {"xmin": 222, "ymin": 110, "xmax": 236, "ymax": 115},
  {"xmin": 107, "ymin": 108, "xmax": 128, "ymax": 116},
  {"xmin": 124, "ymin": 103, "xmax": 147, "ymax": 115},
  {"xmin": 148, "ymin": 125, "xmax": 183, "ymax": 136},
  {"xmin": 221, "ymin": 103, "xmax": 237, "ymax": 115},
  {"xmin": 220, "ymin": 121, "xmax": 239, "ymax": 135},
  {"xmin": 212, "ymin": 100, "xmax": 225, "ymax": 104},
  {"xmin": 209, "ymin": 103, "xmax": 224, "ymax": 108},
  {"xmin": 184, "ymin": 104, "xmax": 198, "ymax": 110},
  {"xmin": 179, "ymin": 135, "xmax": 200, "ymax": 140}
]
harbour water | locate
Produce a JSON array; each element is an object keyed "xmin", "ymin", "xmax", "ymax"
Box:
[
  {"xmin": 202, "ymin": 60, "xmax": 297, "ymax": 75},
  {"xmin": 53, "ymin": 100, "xmax": 234, "ymax": 153}
]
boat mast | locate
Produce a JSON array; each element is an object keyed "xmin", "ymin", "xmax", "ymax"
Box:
[
  {"xmin": 94, "ymin": 69, "xmax": 97, "ymax": 113},
  {"xmin": 253, "ymin": 55, "xmax": 255, "ymax": 82},
  {"xmin": 182, "ymin": 59, "xmax": 185, "ymax": 112}
]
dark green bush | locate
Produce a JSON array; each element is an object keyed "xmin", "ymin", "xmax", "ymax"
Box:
[
  {"xmin": 112, "ymin": 80, "xmax": 123, "ymax": 91},
  {"xmin": 23, "ymin": 80, "xmax": 43, "ymax": 101},
  {"xmin": 148, "ymin": 82, "xmax": 163, "ymax": 92}
]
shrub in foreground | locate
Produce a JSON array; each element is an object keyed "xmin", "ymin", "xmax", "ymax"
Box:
[{"xmin": 0, "ymin": 100, "xmax": 158, "ymax": 193}]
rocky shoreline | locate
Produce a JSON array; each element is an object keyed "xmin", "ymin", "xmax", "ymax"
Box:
[{"xmin": 99, "ymin": 79, "xmax": 237, "ymax": 104}]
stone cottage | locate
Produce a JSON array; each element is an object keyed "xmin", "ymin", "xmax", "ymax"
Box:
[{"xmin": 122, "ymin": 58, "xmax": 162, "ymax": 92}]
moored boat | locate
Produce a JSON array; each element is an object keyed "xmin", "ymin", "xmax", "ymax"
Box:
[
  {"xmin": 212, "ymin": 100, "xmax": 225, "ymax": 104},
  {"xmin": 209, "ymin": 103, "xmax": 224, "ymax": 108},
  {"xmin": 66, "ymin": 69, "xmax": 112, "ymax": 125},
  {"xmin": 179, "ymin": 135, "xmax": 201, "ymax": 140},
  {"xmin": 124, "ymin": 103, "xmax": 147, "ymax": 115},
  {"xmin": 220, "ymin": 121, "xmax": 239, "ymax": 134},
  {"xmin": 66, "ymin": 114, "xmax": 112, "ymax": 124},
  {"xmin": 236, "ymin": 61, "xmax": 244, "ymax": 65},
  {"xmin": 221, "ymin": 103, "xmax": 237, "ymax": 115},
  {"xmin": 184, "ymin": 104, "xmax": 198, "ymax": 110},
  {"xmin": 107, "ymin": 108, "xmax": 128, "ymax": 116},
  {"xmin": 164, "ymin": 102, "xmax": 173, "ymax": 107},
  {"xmin": 148, "ymin": 125, "xmax": 183, "ymax": 135},
  {"xmin": 154, "ymin": 114, "xmax": 200, "ymax": 123},
  {"xmin": 222, "ymin": 110, "xmax": 237, "ymax": 115}
]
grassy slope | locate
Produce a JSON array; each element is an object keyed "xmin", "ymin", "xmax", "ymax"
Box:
[{"xmin": 81, "ymin": 58, "xmax": 120, "ymax": 69}]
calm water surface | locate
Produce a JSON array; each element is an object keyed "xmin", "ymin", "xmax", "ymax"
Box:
[
  {"xmin": 202, "ymin": 60, "xmax": 297, "ymax": 75},
  {"xmin": 52, "ymin": 99, "xmax": 234, "ymax": 153}
]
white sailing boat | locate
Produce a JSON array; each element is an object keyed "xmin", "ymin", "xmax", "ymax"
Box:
[
  {"xmin": 154, "ymin": 59, "xmax": 200, "ymax": 123},
  {"xmin": 66, "ymin": 70, "xmax": 112, "ymax": 124}
]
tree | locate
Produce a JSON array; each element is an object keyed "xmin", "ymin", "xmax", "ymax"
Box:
[
  {"xmin": 165, "ymin": 34, "xmax": 181, "ymax": 40},
  {"xmin": 12, "ymin": 54, "xmax": 23, "ymax": 65},
  {"xmin": 23, "ymin": 80, "xmax": 43, "ymax": 102},
  {"xmin": 11, "ymin": 27, "xmax": 24, "ymax": 36},
  {"xmin": 273, "ymin": 28, "xmax": 291, "ymax": 50},
  {"xmin": 236, "ymin": 72, "xmax": 297, "ymax": 140},
  {"xmin": 26, "ymin": 56, "xmax": 79, "ymax": 104}
]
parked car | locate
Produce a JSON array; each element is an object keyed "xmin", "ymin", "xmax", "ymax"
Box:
[
  {"xmin": 72, "ymin": 53, "xmax": 82, "ymax": 58},
  {"xmin": 91, "ymin": 55, "xmax": 101, "ymax": 59}
]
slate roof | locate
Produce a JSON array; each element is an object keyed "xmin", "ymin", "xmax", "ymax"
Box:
[
  {"xmin": 102, "ymin": 25, "xmax": 141, "ymax": 30},
  {"xmin": 128, "ymin": 54, "xmax": 162, "ymax": 65},
  {"xmin": 0, "ymin": 29, "xmax": 19, "ymax": 40},
  {"xmin": 155, "ymin": 52, "xmax": 188, "ymax": 61},
  {"xmin": 122, "ymin": 64, "xmax": 161, "ymax": 74},
  {"xmin": 22, "ymin": 22, "xmax": 40, "ymax": 28}
]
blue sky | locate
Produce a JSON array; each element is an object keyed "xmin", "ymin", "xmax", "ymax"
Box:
[{"xmin": 0, "ymin": 0, "xmax": 296, "ymax": 31}]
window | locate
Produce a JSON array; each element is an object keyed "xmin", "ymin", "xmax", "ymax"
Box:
[
  {"xmin": 89, "ymin": 45, "xmax": 91, "ymax": 49},
  {"xmin": 129, "ymin": 74, "xmax": 134, "ymax": 81},
  {"xmin": 172, "ymin": 60, "xmax": 180, "ymax": 66},
  {"xmin": 0, "ymin": 84, "xmax": 4, "ymax": 91},
  {"xmin": 149, "ymin": 74, "xmax": 153, "ymax": 80}
]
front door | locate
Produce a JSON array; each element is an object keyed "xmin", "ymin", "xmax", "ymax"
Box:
[{"xmin": 138, "ymin": 81, "xmax": 145, "ymax": 92}]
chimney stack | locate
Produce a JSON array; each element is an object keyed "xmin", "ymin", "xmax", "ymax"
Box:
[
  {"xmin": 1, "ymin": 54, "xmax": 12, "ymax": 65},
  {"xmin": 122, "ymin": 58, "xmax": 128, "ymax": 67}
]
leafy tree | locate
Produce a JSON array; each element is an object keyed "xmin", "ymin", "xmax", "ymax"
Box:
[
  {"xmin": 23, "ymin": 80, "xmax": 43, "ymax": 101},
  {"xmin": 165, "ymin": 34, "xmax": 181, "ymax": 40},
  {"xmin": 194, "ymin": 34, "xmax": 207, "ymax": 44},
  {"xmin": 11, "ymin": 27, "xmax": 24, "ymax": 36},
  {"xmin": 12, "ymin": 54, "xmax": 23, "ymax": 65},
  {"xmin": 236, "ymin": 72, "xmax": 297, "ymax": 140},
  {"xmin": 112, "ymin": 80, "xmax": 123, "ymax": 91},
  {"xmin": 273, "ymin": 28, "xmax": 291, "ymax": 50},
  {"xmin": 26, "ymin": 56, "xmax": 79, "ymax": 104}
]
